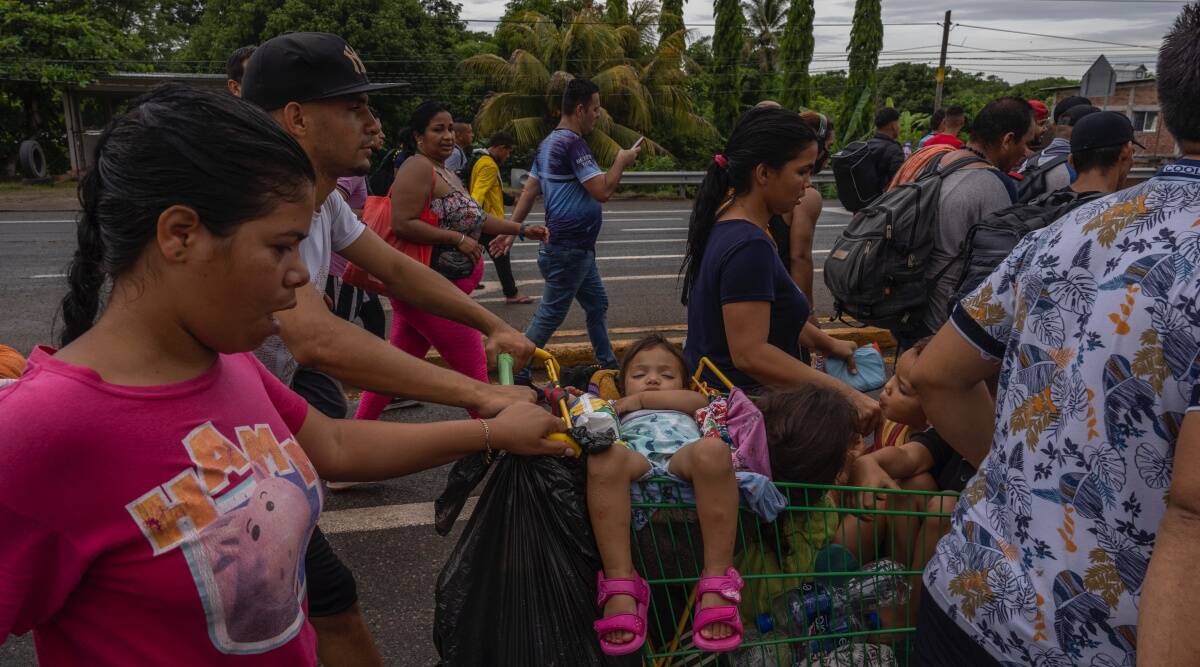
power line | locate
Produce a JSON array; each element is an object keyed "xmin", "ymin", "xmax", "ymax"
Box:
[{"xmin": 952, "ymin": 22, "xmax": 1159, "ymax": 49}]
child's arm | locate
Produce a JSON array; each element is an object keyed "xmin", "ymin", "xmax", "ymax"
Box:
[
  {"xmin": 847, "ymin": 442, "xmax": 937, "ymax": 517},
  {"xmin": 613, "ymin": 389, "xmax": 710, "ymax": 416}
]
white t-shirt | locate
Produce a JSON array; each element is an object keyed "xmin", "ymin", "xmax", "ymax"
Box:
[{"xmin": 255, "ymin": 194, "xmax": 367, "ymax": 384}]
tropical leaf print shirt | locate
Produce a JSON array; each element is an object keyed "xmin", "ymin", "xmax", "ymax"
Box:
[{"xmin": 924, "ymin": 159, "xmax": 1200, "ymax": 666}]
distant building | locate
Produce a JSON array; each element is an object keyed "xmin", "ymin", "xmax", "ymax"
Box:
[{"xmin": 1043, "ymin": 56, "xmax": 1175, "ymax": 165}]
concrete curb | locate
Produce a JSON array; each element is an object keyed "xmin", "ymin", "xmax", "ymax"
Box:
[{"xmin": 423, "ymin": 326, "xmax": 897, "ymax": 369}]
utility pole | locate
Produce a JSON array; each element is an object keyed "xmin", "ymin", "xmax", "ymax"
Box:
[{"xmin": 934, "ymin": 10, "xmax": 951, "ymax": 111}]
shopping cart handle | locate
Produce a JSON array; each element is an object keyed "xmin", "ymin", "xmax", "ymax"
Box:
[{"xmin": 497, "ymin": 353, "xmax": 514, "ymax": 386}]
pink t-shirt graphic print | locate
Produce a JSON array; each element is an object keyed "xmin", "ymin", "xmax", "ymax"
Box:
[{"xmin": 0, "ymin": 349, "xmax": 321, "ymax": 666}]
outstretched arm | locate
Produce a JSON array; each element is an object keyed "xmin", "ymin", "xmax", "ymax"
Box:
[{"xmin": 614, "ymin": 389, "xmax": 709, "ymax": 416}]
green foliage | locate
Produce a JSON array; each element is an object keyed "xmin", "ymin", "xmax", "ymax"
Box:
[
  {"xmin": 777, "ymin": 0, "xmax": 814, "ymax": 109},
  {"xmin": 743, "ymin": 0, "xmax": 786, "ymax": 74},
  {"xmin": 463, "ymin": 9, "xmax": 712, "ymax": 166},
  {"xmin": 0, "ymin": 0, "xmax": 151, "ymax": 173},
  {"xmin": 712, "ymin": 0, "xmax": 745, "ymax": 133},
  {"xmin": 837, "ymin": 0, "xmax": 882, "ymax": 144},
  {"xmin": 606, "ymin": 0, "xmax": 628, "ymax": 23}
]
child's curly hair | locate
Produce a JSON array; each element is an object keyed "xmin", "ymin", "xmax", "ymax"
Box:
[{"xmin": 756, "ymin": 385, "xmax": 860, "ymax": 486}]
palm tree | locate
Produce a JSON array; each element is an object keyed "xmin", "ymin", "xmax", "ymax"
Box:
[
  {"xmin": 838, "ymin": 0, "xmax": 883, "ymax": 143},
  {"xmin": 461, "ymin": 9, "xmax": 712, "ymax": 165},
  {"xmin": 777, "ymin": 0, "xmax": 814, "ymax": 108},
  {"xmin": 742, "ymin": 0, "xmax": 787, "ymax": 73}
]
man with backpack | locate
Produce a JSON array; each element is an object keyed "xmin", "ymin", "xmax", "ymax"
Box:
[
  {"xmin": 1015, "ymin": 95, "xmax": 1095, "ymax": 202},
  {"xmin": 868, "ymin": 108, "xmax": 907, "ymax": 192},
  {"xmin": 831, "ymin": 107, "xmax": 905, "ymax": 211},
  {"xmin": 953, "ymin": 110, "xmax": 1139, "ymax": 301},
  {"xmin": 823, "ymin": 97, "xmax": 1035, "ymax": 350}
]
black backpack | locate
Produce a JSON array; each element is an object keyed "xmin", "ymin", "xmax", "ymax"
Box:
[
  {"xmin": 953, "ymin": 188, "xmax": 1104, "ymax": 302},
  {"xmin": 831, "ymin": 141, "xmax": 882, "ymax": 212},
  {"xmin": 1015, "ymin": 154, "xmax": 1069, "ymax": 203},
  {"xmin": 368, "ymin": 147, "xmax": 402, "ymax": 196},
  {"xmin": 458, "ymin": 150, "xmax": 484, "ymax": 191},
  {"xmin": 823, "ymin": 155, "xmax": 988, "ymax": 329}
]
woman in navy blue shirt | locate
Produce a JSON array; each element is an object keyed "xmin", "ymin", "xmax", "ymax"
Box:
[{"xmin": 680, "ymin": 107, "xmax": 880, "ymax": 432}]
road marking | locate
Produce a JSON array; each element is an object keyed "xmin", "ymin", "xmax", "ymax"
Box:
[
  {"xmin": 509, "ymin": 253, "xmax": 684, "ymax": 264},
  {"xmin": 0, "ymin": 219, "xmax": 75, "ymax": 224},
  {"xmin": 474, "ymin": 273, "xmax": 681, "ymax": 301},
  {"xmin": 31, "ymin": 273, "xmax": 66, "ymax": 279},
  {"xmin": 319, "ymin": 497, "xmax": 478, "ymax": 534},
  {"xmin": 516, "ymin": 238, "xmax": 685, "ymax": 246}
]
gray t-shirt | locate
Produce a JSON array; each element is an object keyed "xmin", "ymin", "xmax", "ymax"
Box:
[
  {"xmin": 254, "ymin": 194, "xmax": 367, "ymax": 384},
  {"xmin": 923, "ymin": 167, "xmax": 1014, "ymax": 332}
]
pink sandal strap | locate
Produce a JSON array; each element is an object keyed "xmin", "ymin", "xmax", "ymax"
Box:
[
  {"xmin": 695, "ymin": 567, "xmax": 744, "ymax": 604},
  {"xmin": 593, "ymin": 613, "xmax": 646, "ymax": 637},
  {"xmin": 595, "ymin": 571, "xmax": 650, "ymax": 608},
  {"xmin": 692, "ymin": 604, "xmax": 744, "ymax": 652}
]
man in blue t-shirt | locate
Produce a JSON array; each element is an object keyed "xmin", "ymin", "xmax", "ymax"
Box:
[{"xmin": 508, "ymin": 78, "xmax": 641, "ymax": 376}]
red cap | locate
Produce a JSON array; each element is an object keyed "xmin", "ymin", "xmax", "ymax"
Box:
[{"xmin": 1029, "ymin": 100, "xmax": 1049, "ymax": 122}]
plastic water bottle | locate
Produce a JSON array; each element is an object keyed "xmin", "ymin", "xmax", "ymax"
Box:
[
  {"xmin": 845, "ymin": 559, "xmax": 910, "ymax": 608},
  {"xmin": 756, "ymin": 582, "xmax": 834, "ymax": 636},
  {"xmin": 903, "ymin": 141, "xmax": 913, "ymax": 158},
  {"xmin": 803, "ymin": 607, "xmax": 882, "ymax": 656},
  {"xmin": 735, "ymin": 627, "xmax": 794, "ymax": 667}
]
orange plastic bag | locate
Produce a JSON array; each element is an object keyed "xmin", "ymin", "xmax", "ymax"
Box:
[{"xmin": 343, "ymin": 169, "xmax": 438, "ymax": 294}]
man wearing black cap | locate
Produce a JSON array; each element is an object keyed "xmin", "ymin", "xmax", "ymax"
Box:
[
  {"xmin": 1015, "ymin": 95, "xmax": 1096, "ymax": 201},
  {"xmin": 1065, "ymin": 110, "xmax": 1140, "ymax": 195},
  {"xmin": 241, "ymin": 32, "xmax": 538, "ymax": 666}
]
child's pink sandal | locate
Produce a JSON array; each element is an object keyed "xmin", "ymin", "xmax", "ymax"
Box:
[
  {"xmin": 692, "ymin": 566, "xmax": 745, "ymax": 652},
  {"xmin": 593, "ymin": 570, "xmax": 651, "ymax": 656}
]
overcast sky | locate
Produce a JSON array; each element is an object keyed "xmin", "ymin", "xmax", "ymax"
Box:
[{"xmin": 459, "ymin": 0, "xmax": 1187, "ymax": 82}]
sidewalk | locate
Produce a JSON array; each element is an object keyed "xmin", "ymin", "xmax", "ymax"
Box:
[{"xmin": 0, "ymin": 183, "xmax": 80, "ymax": 211}]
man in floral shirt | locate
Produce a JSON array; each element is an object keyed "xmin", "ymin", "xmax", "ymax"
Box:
[{"xmin": 908, "ymin": 5, "xmax": 1200, "ymax": 665}]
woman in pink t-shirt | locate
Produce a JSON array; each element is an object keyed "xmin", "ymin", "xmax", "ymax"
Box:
[{"xmin": 0, "ymin": 86, "xmax": 566, "ymax": 666}]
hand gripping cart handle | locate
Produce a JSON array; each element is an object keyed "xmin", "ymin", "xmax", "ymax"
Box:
[{"xmin": 497, "ymin": 350, "xmax": 582, "ymax": 457}]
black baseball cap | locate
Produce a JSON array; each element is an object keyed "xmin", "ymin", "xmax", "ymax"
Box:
[
  {"xmin": 1064, "ymin": 104, "xmax": 1101, "ymax": 126},
  {"xmin": 241, "ymin": 32, "xmax": 404, "ymax": 111},
  {"xmin": 1053, "ymin": 95, "xmax": 1092, "ymax": 124},
  {"xmin": 1071, "ymin": 111, "xmax": 1146, "ymax": 152}
]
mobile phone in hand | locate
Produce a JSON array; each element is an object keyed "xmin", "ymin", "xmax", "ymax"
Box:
[{"xmin": 632, "ymin": 136, "xmax": 645, "ymax": 150}]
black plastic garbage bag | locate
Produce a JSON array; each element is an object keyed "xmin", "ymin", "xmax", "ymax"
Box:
[
  {"xmin": 434, "ymin": 452, "xmax": 492, "ymax": 536},
  {"xmin": 434, "ymin": 453, "xmax": 641, "ymax": 667}
]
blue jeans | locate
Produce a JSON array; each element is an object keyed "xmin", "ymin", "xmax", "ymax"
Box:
[{"xmin": 516, "ymin": 245, "xmax": 617, "ymax": 383}]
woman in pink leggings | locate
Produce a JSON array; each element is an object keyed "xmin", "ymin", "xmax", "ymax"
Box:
[{"xmin": 356, "ymin": 102, "xmax": 548, "ymax": 420}]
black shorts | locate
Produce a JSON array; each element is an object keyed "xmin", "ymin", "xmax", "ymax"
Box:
[
  {"xmin": 290, "ymin": 368, "xmax": 358, "ymax": 617},
  {"xmin": 914, "ymin": 587, "xmax": 1002, "ymax": 667}
]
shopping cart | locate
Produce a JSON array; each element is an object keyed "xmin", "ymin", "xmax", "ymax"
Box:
[
  {"xmin": 503, "ymin": 349, "xmax": 960, "ymax": 665},
  {"xmin": 630, "ymin": 358, "xmax": 960, "ymax": 666}
]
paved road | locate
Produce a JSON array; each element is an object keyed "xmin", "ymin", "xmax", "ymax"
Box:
[{"xmin": 0, "ymin": 199, "xmax": 853, "ymax": 666}]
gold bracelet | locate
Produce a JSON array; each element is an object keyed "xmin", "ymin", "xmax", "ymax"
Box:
[{"xmin": 478, "ymin": 418, "xmax": 493, "ymax": 463}]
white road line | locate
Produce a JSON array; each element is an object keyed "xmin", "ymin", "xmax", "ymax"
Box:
[
  {"xmin": 474, "ymin": 273, "xmax": 681, "ymax": 301},
  {"xmin": 31, "ymin": 273, "xmax": 66, "ymax": 279},
  {"xmin": 509, "ymin": 253, "xmax": 683, "ymax": 264},
  {"xmin": 516, "ymin": 238, "xmax": 685, "ymax": 246},
  {"xmin": 319, "ymin": 497, "xmax": 478, "ymax": 534},
  {"xmin": 0, "ymin": 219, "xmax": 75, "ymax": 224}
]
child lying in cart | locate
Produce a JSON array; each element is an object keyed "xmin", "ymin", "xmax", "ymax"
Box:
[{"xmin": 586, "ymin": 335, "xmax": 863, "ymax": 657}]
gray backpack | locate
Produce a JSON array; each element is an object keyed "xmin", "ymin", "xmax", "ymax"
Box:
[{"xmin": 823, "ymin": 155, "xmax": 987, "ymax": 329}]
